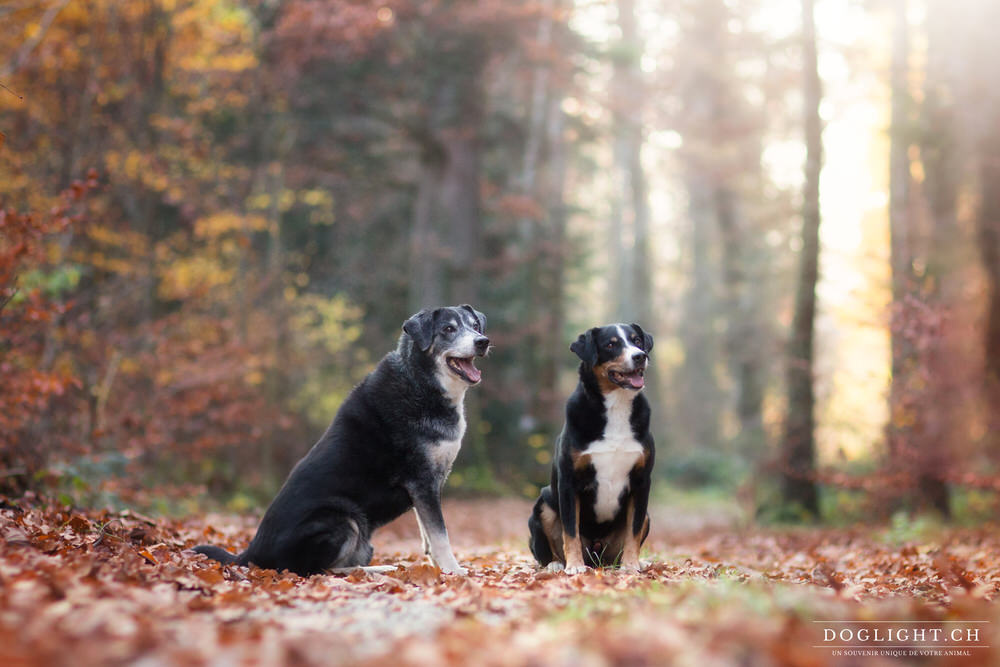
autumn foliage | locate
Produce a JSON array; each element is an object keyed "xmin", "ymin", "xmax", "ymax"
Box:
[
  {"xmin": 2, "ymin": 497, "xmax": 999, "ymax": 666},
  {"xmin": 0, "ymin": 176, "xmax": 95, "ymax": 491}
]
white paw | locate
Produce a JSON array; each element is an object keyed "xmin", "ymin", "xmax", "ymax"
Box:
[
  {"xmin": 564, "ymin": 564, "xmax": 588, "ymax": 575},
  {"xmin": 546, "ymin": 561, "xmax": 566, "ymax": 573},
  {"xmin": 435, "ymin": 560, "xmax": 468, "ymax": 576}
]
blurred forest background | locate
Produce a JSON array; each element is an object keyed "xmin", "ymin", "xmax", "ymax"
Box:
[{"xmin": 2, "ymin": 0, "xmax": 999, "ymax": 523}]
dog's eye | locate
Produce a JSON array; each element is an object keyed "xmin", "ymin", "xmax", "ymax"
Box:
[
  {"xmin": 605, "ymin": 342, "xmax": 615, "ymax": 350},
  {"xmin": 632, "ymin": 336, "xmax": 642, "ymax": 346},
  {"xmin": 443, "ymin": 325, "xmax": 456, "ymax": 334}
]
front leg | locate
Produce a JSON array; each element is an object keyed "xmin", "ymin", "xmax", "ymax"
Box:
[
  {"xmin": 413, "ymin": 507, "xmax": 431, "ymax": 556},
  {"xmin": 620, "ymin": 497, "xmax": 641, "ymax": 572},
  {"xmin": 407, "ymin": 482, "xmax": 466, "ymax": 575},
  {"xmin": 622, "ymin": 474, "xmax": 651, "ymax": 572},
  {"xmin": 557, "ymin": 476, "xmax": 586, "ymax": 575}
]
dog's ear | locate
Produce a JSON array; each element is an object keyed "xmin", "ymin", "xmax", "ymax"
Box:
[
  {"xmin": 630, "ymin": 323, "xmax": 654, "ymax": 353},
  {"xmin": 403, "ymin": 309, "xmax": 436, "ymax": 352},
  {"xmin": 570, "ymin": 328, "xmax": 600, "ymax": 366},
  {"xmin": 460, "ymin": 304, "xmax": 487, "ymax": 333}
]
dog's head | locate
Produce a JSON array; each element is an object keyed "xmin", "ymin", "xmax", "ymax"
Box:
[
  {"xmin": 571, "ymin": 323, "xmax": 653, "ymax": 392},
  {"xmin": 402, "ymin": 305, "xmax": 490, "ymax": 385}
]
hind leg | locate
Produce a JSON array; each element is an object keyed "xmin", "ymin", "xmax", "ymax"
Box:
[
  {"xmin": 529, "ymin": 487, "xmax": 565, "ymax": 569},
  {"xmin": 269, "ymin": 507, "xmax": 372, "ymax": 576},
  {"xmin": 329, "ymin": 516, "xmax": 373, "ymax": 568}
]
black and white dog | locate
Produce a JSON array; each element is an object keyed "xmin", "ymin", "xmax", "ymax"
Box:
[
  {"xmin": 529, "ymin": 324, "xmax": 655, "ymax": 574},
  {"xmin": 194, "ymin": 305, "xmax": 489, "ymax": 576}
]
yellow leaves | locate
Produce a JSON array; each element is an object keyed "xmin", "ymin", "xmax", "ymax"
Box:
[
  {"xmin": 245, "ymin": 189, "xmax": 295, "ymax": 214},
  {"xmin": 530, "ymin": 433, "xmax": 553, "ymax": 463},
  {"xmin": 158, "ymin": 255, "xmax": 235, "ymax": 301},
  {"xmin": 247, "ymin": 189, "xmax": 336, "ymax": 225},
  {"xmin": 119, "ymin": 357, "xmax": 141, "ymax": 376},
  {"xmin": 177, "ymin": 50, "xmax": 258, "ymax": 73},
  {"xmin": 172, "ymin": 1, "xmax": 257, "ymax": 73},
  {"xmin": 78, "ymin": 225, "xmax": 149, "ymax": 278},
  {"xmin": 527, "ymin": 433, "xmax": 548, "ymax": 449},
  {"xmin": 87, "ymin": 224, "xmax": 149, "ymax": 257},
  {"xmin": 155, "ymin": 369, "xmax": 174, "ymax": 387},
  {"xmin": 244, "ymin": 370, "xmax": 264, "ymax": 386},
  {"xmin": 194, "ymin": 212, "xmax": 271, "ymax": 239},
  {"xmin": 299, "ymin": 189, "xmax": 332, "ymax": 207},
  {"xmin": 290, "ymin": 294, "xmax": 363, "ymax": 353}
]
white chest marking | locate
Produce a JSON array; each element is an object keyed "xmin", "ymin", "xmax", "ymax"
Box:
[
  {"xmin": 429, "ymin": 399, "xmax": 466, "ymax": 473},
  {"xmin": 427, "ymin": 355, "xmax": 472, "ymax": 473},
  {"xmin": 587, "ymin": 390, "xmax": 643, "ymax": 522}
]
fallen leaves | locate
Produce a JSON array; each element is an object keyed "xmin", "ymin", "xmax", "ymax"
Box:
[{"xmin": 0, "ymin": 498, "xmax": 998, "ymax": 666}]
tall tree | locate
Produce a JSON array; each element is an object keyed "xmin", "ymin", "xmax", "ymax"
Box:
[
  {"xmin": 409, "ymin": 38, "xmax": 486, "ymax": 310},
  {"xmin": 971, "ymin": 2, "xmax": 1000, "ymax": 460},
  {"xmin": 886, "ymin": 0, "xmax": 917, "ymax": 503},
  {"xmin": 885, "ymin": 0, "xmax": 953, "ymax": 516},
  {"xmin": 607, "ymin": 0, "xmax": 652, "ymax": 327},
  {"xmin": 670, "ymin": 0, "xmax": 777, "ymax": 462},
  {"xmin": 913, "ymin": 0, "xmax": 957, "ymax": 515},
  {"xmin": 779, "ymin": 0, "xmax": 822, "ymax": 516}
]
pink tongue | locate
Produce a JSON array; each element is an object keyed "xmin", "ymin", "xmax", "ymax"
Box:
[
  {"xmin": 455, "ymin": 358, "xmax": 481, "ymax": 382},
  {"xmin": 628, "ymin": 373, "xmax": 645, "ymax": 389}
]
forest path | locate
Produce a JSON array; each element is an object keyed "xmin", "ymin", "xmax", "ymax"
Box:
[{"xmin": 1, "ymin": 498, "xmax": 998, "ymax": 665}]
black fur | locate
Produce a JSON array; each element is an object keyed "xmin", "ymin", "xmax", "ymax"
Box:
[
  {"xmin": 194, "ymin": 305, "xmax": 488, "ymax": 576},
  {"xmin": 529, "ymin": 324, "xmax": 655, "ymax": 570}
]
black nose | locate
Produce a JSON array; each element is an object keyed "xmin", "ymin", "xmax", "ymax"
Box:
[
  {"xmin": 475, "ymin": 336, "xmax": 490, "ymax": 355},
  {"xmin": 632, "ymin": 352, "xmax": 647, "ymax": 364}
]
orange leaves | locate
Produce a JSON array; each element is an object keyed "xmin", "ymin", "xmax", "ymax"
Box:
[{"xmin": 2, "ymin": 499, "xmax": 1000, "ymax": 665}]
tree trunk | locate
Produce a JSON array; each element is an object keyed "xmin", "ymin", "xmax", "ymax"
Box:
[
  {"xmin": 716, "ymin": 185, "xmax": 765, "ymax": 459},
  {"xmin": 679, "ymin": 177, "xmax": 724, "ymax": 451},
  {"xmin": 779, "ymin": 0, "xmax": 821, "ymax": 517},
  {"xmin": 915, "ymin": 0, "xmax": 956, "ymax": 516},
  {"xmin": 609, "ymin": 0, "xmax": 651, "ymax": 326},
  {"xmin": 887, "ymin": 0, "xmax": 915, "ymax": 495},
  {"xmin": 519, "ymin": 0, "xmax": 558, "ymax": 427},
  {"xmin": 977, "ymin": 117, "xmax": 1000, "ymax": 453},
  {"xmin": 886, "ymin": 0, "xmax": 952, "ymax": 517},
  {"xmin": 409, "ymin": 63, "xmax": 484, "ymax": 311},
  {"xmin": 538, "ymin": 93, "xmax": 570, "ymax": 426}
]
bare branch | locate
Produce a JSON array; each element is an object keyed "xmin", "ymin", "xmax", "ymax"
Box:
[{"xmin": 0, "ymin": 0, "xmax": 71, "ymax": 78}]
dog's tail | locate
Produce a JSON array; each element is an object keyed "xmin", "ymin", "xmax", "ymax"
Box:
[{"xmin": 192, "ymin": 544, "xmax": 244, "ymax": 565}]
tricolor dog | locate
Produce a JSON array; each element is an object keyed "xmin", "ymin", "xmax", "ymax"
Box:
[
  {"xmin": 529, "ymin": 323, "xmax": 655, "ymax": 574},
  {"xmin": 194, "ymin": 305, "xmax": 489, "ymax": 576}
]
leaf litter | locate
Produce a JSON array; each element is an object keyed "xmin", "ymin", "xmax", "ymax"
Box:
[{"xmin": 1, "ymin": 497, "xmax": 998, "ymax": 665}]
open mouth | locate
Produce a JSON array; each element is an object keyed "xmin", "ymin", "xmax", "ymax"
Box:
[
  {"xmin": 608, "ymin": 367, "xmax": 645, "ymax": 390},
  {"xmin": 446, "ymin": 356, "xmax": 482, "ymax": 384}
]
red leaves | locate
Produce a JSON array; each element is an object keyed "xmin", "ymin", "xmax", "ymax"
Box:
[
  {"xmin": 2, "ymin": 500, "xmax": 1000, "ymax": 665},
  {"xmin": 0, "ymin": 180, "xmax": 97, "ymax": 494}
]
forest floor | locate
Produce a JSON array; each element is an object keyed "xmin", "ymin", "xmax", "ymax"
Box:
[{"xmin": 1, "ymin": 497, "xmax": 999, "ymax": 666}]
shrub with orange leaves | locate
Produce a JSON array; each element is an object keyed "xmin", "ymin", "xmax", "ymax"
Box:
[{"xmin": 0, "ymin": 174, "xmax": 97, "ymax": 492}]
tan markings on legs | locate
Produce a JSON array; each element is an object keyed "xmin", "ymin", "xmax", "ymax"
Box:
[
  {"xmin": 621, "ymin": 498, "xmax": 641, "ymax": 572},
  {"xmin": 564, "ymin": 501, "xmax": 586, "ymax": 574},
  {"xmin": 539, "ymin": 503, "xmax": 565, "ymax": 563},
  {"xmin": 413, "ymin": 507, "xmax": 431, "ymax": 556}
]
